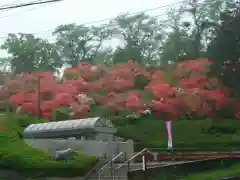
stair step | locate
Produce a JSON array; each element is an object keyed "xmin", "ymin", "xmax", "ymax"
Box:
[
  {"xmin": 86, "ymin": 161, "xmax": 168, "ymax": 180},
  {"xmin": 87, "ymin": 176, "xmax": 127, "ymax": 180}
]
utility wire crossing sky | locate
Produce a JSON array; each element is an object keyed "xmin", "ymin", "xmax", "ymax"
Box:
[
  {"xmin": 0, "ymin": 0, "xmax": 63, "ymax": 11},
  {"xmin": 0, "ymin": 0, "xmax": 184, "ymax": 57}
]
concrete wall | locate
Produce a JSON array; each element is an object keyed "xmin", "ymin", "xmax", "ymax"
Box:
[
  {"xmin": 25, "ymin": 139, "xmax": 134, "ymax": 162},
  {"xmin": 95, "ymin": 133, "xmax": 114, "ymax": 141}
]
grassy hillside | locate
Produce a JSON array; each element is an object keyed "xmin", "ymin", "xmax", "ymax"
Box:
[
  {"xmin": 113, "ymin": 117, "xmax": 240, "ymax": 150},
  {"xmin": 184, "ymin": 163, "xmax": 240, "ymax": 180},
  {"xmin": 147, "ymin": 162, "xmax": 240, "ymax": 180},
  {"xmin": 0, "ymin": 113, "xmax": 98, "ymax": 178}
]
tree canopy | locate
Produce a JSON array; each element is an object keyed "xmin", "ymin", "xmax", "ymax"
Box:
[{"xmin": 0, "ymin": 0, "xmax": 239, "ymax": 92}]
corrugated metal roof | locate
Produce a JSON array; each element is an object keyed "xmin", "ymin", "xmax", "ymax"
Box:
[{"xmin": 24, "ymin": 117, "xmax": 100, "ymax": 133}]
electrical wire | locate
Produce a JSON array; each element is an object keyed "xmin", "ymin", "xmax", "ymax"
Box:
[
  {"xmin": 40, "ymin": 0, "xmax": 206, "ymax": 41},
  {"xmin": 0, "ymin": 0, "xmax": 206, "ymax": 40},
  {"xmin": 0, "ymin": 2, "xmax": 51, "ymax": 19},
  {"xmin": 0, "ymin": 0, "xmax": 63, "ymax": 11},
  {"xmin": 0, "ymin": 0, "xmax": 189, "ymax": 38},
  {"xmin": 0, "ymin": 0, "xmax": 22, "ymax": 8},
  {"xmin": 79, "ymin": 0, "xmax": 188, "ymax": 26},
  {"xmin": 25, "ymin": 9, "xmax": 195, "ymax": 42}
]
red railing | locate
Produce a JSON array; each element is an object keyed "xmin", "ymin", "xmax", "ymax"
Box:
[{"xmin": 134, "ymin": 151, "xmax": 240, "ymax": 162}]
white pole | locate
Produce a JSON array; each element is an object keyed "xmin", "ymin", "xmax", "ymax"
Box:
[
  {"xmin": 142, "ymin": 155, "xmax": 146, "ymax": 171},
  {"xmin": 112, "ymin": 170, "xmax": 115, "ymax": 180}
]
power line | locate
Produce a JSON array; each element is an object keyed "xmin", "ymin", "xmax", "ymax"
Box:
[
  {"xmin": 6, "ymin": 0, "xmax": 188, "ymax": 37},
  {"xmin": 0, "ymin": 3, "xmax": 50, "ymax": 19},
  {"xmin": 41, "ymin": 0, "xmax": 204, "ymax": 39},
  {"xmin": 0, "ymin": 0, "xmax": 205, "ymax": 40},
  {"xmin": 81, "ymin": 0, "xmax": 188, "ymax": 26},
  {"xmin": 0, "ymin": 0, "xmax": 63, "ymax": 11},
  {"xmin": 0, "ymin": 0, "xmax": 22, "ymax": 8},
  {"xmin": 23, "ymin": 9, "xmax": 193, "ymax": 42}
]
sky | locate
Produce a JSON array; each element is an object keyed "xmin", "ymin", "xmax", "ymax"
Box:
[{"xmin": 0, "ymin": 0, "xmax": 181, "ymax": 57}]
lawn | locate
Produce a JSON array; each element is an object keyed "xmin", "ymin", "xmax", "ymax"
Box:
[
  {"xmin": 113, "ymin": 116, "xmax": 240, "ymax": 151},
  {"xmin": 130, "ymin": 158, "xmax": 240, "ymax": 180},
  {"xmin": 3, "ymin": 111, "xmax": 239, "ymax": 178},
  {"xmin": 117, "ymin": 116, "xmax": 240, "ymax": 180},
  {"xmin": 0, "ymin": 113, "xmax": 98, "ymax": 178},
  {"xmin": 147, "ymin": 163, "xmax": 240, "ymax": 180},
  {"xmin": 184, "ymin": 163, "xmax": 240, "ymax": 180}
]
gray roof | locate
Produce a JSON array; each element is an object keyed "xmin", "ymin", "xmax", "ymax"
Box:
[{"xmin": 24, "ymin": 117, "xmax": 100, "ymax": 133}]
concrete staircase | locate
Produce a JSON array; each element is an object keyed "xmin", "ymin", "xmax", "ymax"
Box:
[
  {"xmin": 85, "ymin": 148, "xmax": 162, "ymax": 180},
  {"xmin": 85, "ymin": 161, "xmax": 173, "ymax": 180},
  {"xmin": 86, "ymin": 162, "xmax": 127, "ymax": 180},
  {"xmin": 85, "ymin": 148, "xmax": 189, "ymax": 180}
]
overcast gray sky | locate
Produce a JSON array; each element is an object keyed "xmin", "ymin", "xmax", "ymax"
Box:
[{"xmin": 0, "ymin": 0, "xmax": 180, "ymax": 57}]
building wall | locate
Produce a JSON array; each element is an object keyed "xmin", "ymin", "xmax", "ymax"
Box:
[
  {"xmin": 95, "ymin": 133, "xmax": 114, "ymax": 141},
  {"xmin": 24, "ymin": 139, "xmax": 134, "ymax": 162}
]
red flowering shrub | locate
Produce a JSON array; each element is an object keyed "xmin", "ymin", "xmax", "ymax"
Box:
[
  {"xmin": 42, "ymin": 112, "xmax": 53, "ymax": 120},
  {"xmin": 10, "ymin": 92, "xmax": 25, "ymax": 105},
  {"xmin": 2, "ymin": 59, "xmax": 239, "ymax": 120},
  {"xmin": 55, "ymin": 83, "xmax": 78, "ymax": 95},
  {"xmin": 22, "ymin": 102, "xmax": 38, "ymax": 116},
  {"xmin": 55, "ymin": 93, "xmax": 73, "ymax": 106},
  {"xmin": 145, "ymin": 83, "xmax": 176, "ymax": 100},
  {"xmin": 125, "ymin": 93, "xmax": 142, "ymax": 112},
  {"xmin": 151, "ymin": 70, "xmax": 165, "ymax": 82},
  {"xmin": 63, "ymin": 63, "xmax": 104, "ymax": 81},
  {"xmin": 40, "ymin": 100, "xmax": 58, "ymax": 112},
  {"xmin": 103, "ymin": 61, "xmax": 149, "ymax": 92},
  {"xmin": 71, "ymin": 102, "xmax": 90, "ymax": 118},
  {"xmin": 24, "ymin": 93, "xmax": 38, "ymax": 103},
  {"xmin": 144, "ymin": 59, "xmax": 230, "ymax": 120}
]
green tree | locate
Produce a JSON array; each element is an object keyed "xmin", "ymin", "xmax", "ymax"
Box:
[
  {"xmin": 207, "ymin": 1, "xmax": 240, "ymax": 93},
  {"xmin": 111, "ymin": 13, "xmax": 164, "ymax": 64},
  {"xmin": 53, "ymin": 24, "xmax": 112, "ymax": 67},
  {"xmin": 91, "ymin": 47, "xmax": 113, "ymax": 65},
  {"xmin": 0, "ymin": 57, "xmax": 11, "ymax": 72},
  {"xmin": 160, "ymin": 7, "xmax": 191, "ymax": 66},
  {"xmin": 182, "ymin": 0, "xmax": 233, "ymax": 57},
  {"xmin": 160, "ymin": 0, "xmax": 230, "ymax": 65},
  {"xmin": 1, "ymin": 33, "xmax": 62, "ymax": 74}
]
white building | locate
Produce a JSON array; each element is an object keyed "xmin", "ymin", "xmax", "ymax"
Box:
[
  {"xmin": 23, "ymin": 117, "xmax": 134, "ymax": 161},
  {"xmin": 23, "ymin": 117, "xmax": 117, "ymax": 141}
]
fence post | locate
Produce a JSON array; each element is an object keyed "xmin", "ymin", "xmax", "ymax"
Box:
[
  {"xmin": 110, "ymin": 161, "xmax": 113, "ymax": 176},
  {"xmin": 143, "ymin": 152, "xmax": 148, "ymax": 180},
  {"xmin": 112, "ymin": 170, "xmax": 115, "ymax": 180},
  {"xmin": 220, "ymin": 159, "xmax": 224, "ymax": 168},
  {"xmin": 172, "ymin": 148, "xmax": 175, "ymax": 160},
  {"xmin": 98, "ymin": 172, "xmax": 101, "ymax": 180}
]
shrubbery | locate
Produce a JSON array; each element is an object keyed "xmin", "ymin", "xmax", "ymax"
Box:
[
  {"xmin": 1, "ymin": 59, "xmax": 238, "ymax": 121},
  {"xmin": 113, "ymin": 117, "xmax": 240, "ymax": 150}
]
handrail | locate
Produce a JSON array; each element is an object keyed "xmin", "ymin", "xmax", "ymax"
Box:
[
  {"xmin": 98, "ymin": 152, "xmax": 124, "ymax": 172},
  {"xmin": 114, "ymin": 148, "xmax": 147, "ymax": 171},
  {"xmin": 146, "ymin": 147, "xmax": 240, "ymax": 150},
  {"xmin": 84, "ymin": 158, "xmax": 107, "ymax": 180},
  {"xmin": 134, "ymin": 147, "xmax": 240, "ymax": 153}
]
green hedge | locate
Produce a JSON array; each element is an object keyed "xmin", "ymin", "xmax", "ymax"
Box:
[
  {"xmin": 112, "ymin": 117, "xmax": 240, "ymax": 150},
  {"xmin": 0, "ymin": 113, "xmax": 98, "ymax": 177},
  {"xmin": 184, "ymin": 163, "xmax": 240, "ymax": 180},
  {"xmin": 146, "ymin": 160, "xmax": 240, "ymax": 180}
]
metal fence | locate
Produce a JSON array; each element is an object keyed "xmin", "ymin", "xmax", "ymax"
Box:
[{"xmin": 219, "ymin": 177, "xmax": 239, "ymax": 180}]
